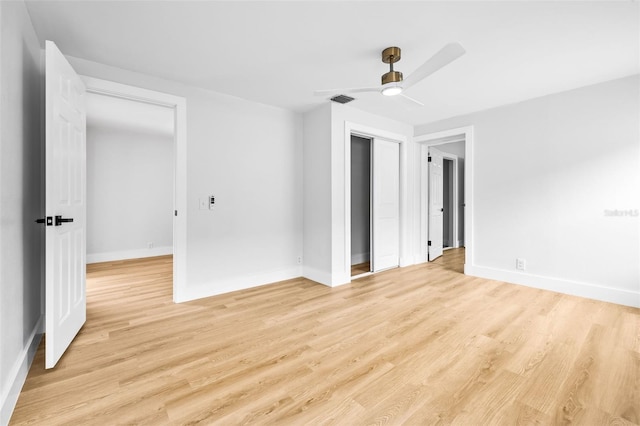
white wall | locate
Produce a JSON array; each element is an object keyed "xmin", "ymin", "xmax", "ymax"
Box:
[
  {"xmin": 416, "ymin": 75, "xmax": 640, "ymax": 307},
  {"xmin": 0, "ymin": 1, "xmax": 44, "ymax": 422},
  {"xmin": 69, "ymin": 56, "xmax": 303, "ymax": 302},
  {"xmin": 86, "ymin": 124, "xmax": 173, "ymax": 263},
  {"xmin": 302, "ymin": 103, "xmax": 333, "ymax": 284}
]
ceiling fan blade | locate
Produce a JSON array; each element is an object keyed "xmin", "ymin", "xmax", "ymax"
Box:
[
  {"xmin": 390, "ymin": 93, "xmax": 424, "ymax": 110},
  {"xmin": 314, "ymin": 86, "xmax": 380, "ymax": 96},
  {"xmin": 398, "ymin": 93, "xmax": 424, "ymax": 107},
  {"xmin": 402, "ymin": 42, "xmax": 466, "ymax": 90}
]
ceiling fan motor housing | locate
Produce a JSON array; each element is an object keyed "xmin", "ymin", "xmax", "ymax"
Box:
[
  {"xmin": 382, "ymin": 71, "xmax": 403, "ymax": 85},
  {"xmin": 382, "ymin": 46, "xmax": 401, "ymax": 64},
  {"xmin": 381, "ymin": 46, "xmax": 403, "ymax": 85}
]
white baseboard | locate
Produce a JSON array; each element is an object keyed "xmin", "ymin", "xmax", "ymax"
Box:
[
  {"xmin": 87, "ymin": 246, "xmax": 173, "ymax": 264},
  {"xmin": 465, "ymin": 264, "xmax": 640, "ymax": 308},
  {"xmin": 177, "ymin": 266, "xmax": 302, "ymax": 303},
  {"xmin": 302, "ymin": 265, "xmax": 333, "ymax": 287},
  {"xmin": 1, "ymin": 315, "xmax": 43, "ymax": 425},
  {"xmin": 350, "ymin": 252, "xmax": 370, "ymax": 265}
]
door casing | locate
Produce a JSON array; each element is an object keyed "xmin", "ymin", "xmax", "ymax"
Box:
[
  {"xmin": 82, "ymin": 77, "xmax": 188, "ymax": 303},
  {"xmin": 415, "ymin": 126, "xmax": 474, "ymax": 269},
  {"xmin": 344, "ymin": 122, "xmax": 407, "ymax": 283}
]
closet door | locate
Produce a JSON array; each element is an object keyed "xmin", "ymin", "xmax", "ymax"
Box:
[{"xmin": 372, "ymin": 139, "xmax": 400, "ymax": 272}]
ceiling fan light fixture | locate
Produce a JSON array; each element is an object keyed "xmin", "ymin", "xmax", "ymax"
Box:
[
  {"xmin": 381, "ymin": 47, "xmax": 403, "ymax": 96},
  {"xmin": 381, "ymin": 83, "xmax": 403, "ymax": 96}
]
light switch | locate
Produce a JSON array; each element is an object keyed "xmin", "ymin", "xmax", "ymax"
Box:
[{"xmin": 209, "ymin": 195, "xmax": 215, "ymax": 210}]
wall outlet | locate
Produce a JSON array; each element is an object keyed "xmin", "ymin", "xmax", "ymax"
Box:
[
  {"xmin": 297, "ymin": 256, "xmax": 302, "ymax": 264},
  {"xmin": 516, "ymin": 258, "xmax": 526, "ymax": 271},
  {"xmin": 148, "ymin": 242, "xmax": 154, "ymax": 249}
]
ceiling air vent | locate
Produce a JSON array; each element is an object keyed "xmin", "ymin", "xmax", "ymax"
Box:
[{"xmin": 330, "ymin": 94, "xmax": 355, "ymax": 104}]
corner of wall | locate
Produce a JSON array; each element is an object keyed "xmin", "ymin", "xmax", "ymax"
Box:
[
  {"xmin": 0, "ymin": 1, "xmax": 46, "ymax": 422},
  {"xmin": 0, "ymin": 317, "xmax": 43, "ymax": 426}
]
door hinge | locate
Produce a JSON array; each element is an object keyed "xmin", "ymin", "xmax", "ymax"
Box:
[
  {"xmin": 428, "ymin": 240, "xmax": 432, "ymax": 246},
  {"xmin": 428, "ymin": 156, "xmax": 432, "ymax": 162},
  {"xmin": 174, "ymin": 210, "xmax": 178, "ymax": 216}
]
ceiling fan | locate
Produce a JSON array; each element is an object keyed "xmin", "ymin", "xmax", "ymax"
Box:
[{"xmin": 315, "ymin": 43, "xmax": 466, "ymax": 106}]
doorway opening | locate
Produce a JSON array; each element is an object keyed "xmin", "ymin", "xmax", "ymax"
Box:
[
  {"xmin": 86, "ymin": 93, "xmax": 175, "ymax": 269},
  {"xmin": 417, "ymin": 126, "xmax": 472, "ymax": 268},
  {"xmin": 349, "ymin": 133, "xmax": 401, "ymax": 279},
  {"xmin": 443, "ymin": 158, "xmax": 454, "ymax": 249},
  {"xmin": 83, "ymin": 76, "xmax": 187, "ymax": 303},
  {"xmin": 427, "ymin": 143, "xmax": 464, "ymax": 261},
  {"xmin": 441, "ymin": 151, "xmax": 462, "ymax": 251},
  {"xmin": 350, "ymin": 135, "xmax": 371, "ymax": 277}
]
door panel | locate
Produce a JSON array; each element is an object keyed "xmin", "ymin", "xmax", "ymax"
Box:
[
  {"xmin": 372, "ymin": 139, "xmax": 400, "ymax": 272},
  {"xmin": 45, "ymin": 40, "xmax": 87, "ymax": 368},
  {"xmin": 428, "ymin": 147, "xmax": 444, "ymax": 261}
]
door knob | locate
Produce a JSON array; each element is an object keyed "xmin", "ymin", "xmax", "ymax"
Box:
[
  {"xmin": 35, "ymin": 217, "xmax": 53, "ymax": 226},
  {"xmin": 55, "ymin": 215, "xmax": 74, "ymax": 226}
]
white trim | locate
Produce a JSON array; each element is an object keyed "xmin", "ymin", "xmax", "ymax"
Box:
[
  {"xmin": 466, "ymin": 265, "xmax": 640, "ymax": 308},
  {"xmin": 303, "ymin": 266, "xmax": 334, "ymax": 287},
  {"xmin": 415, "ymin": 126, "xmax": 474, "ymax": 269},
  {"xmin": 351, "ymin": 272, "xmax": 373, "ymax": 280},
  {"xmin": 345, "ymin": 122, "xmax": 408, "ymax": 284},
  {"xmin": 1, "ymin": 316, "xmax": 43, "ymax": 426},
  {"xmin": 81, "ymin": 76, "xmax": 187, "ymax": 303},
  {"xmin": 87, "ymin": 246, "xmax": 173, "ymax": 264},
  {"xmin": 180, "ymin": 266, "xmax": 302, "ymax": 302}
]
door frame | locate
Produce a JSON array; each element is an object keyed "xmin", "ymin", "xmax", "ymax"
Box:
[
  {"xmin": 82, "ymin": 77, "xmax": 187, "ymax": 303},
  {"xmin": 441, "ymin": 153, "xmax": 459, "ymax": 249},
  {"xmin": 415, "ymin": 126, "xmax": 474, "ymax": 270},
  {"xmin": 344, "ymin": 122, "xmax": 407, "ymax": 283}
]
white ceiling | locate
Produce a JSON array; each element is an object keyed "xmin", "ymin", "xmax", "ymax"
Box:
[{"xmin": 25, "ymin": 1, "xmax": 639, "ymax": 126}]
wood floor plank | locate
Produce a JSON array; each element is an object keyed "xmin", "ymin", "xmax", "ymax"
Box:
[{"xmin": 9, "ymin": 249, "xmax": 640, "ymax": 425}]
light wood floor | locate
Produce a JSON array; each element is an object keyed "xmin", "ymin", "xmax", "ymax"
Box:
[
  {"xmin": 10, "ymin": 250, "xmax": 640, "ymax": 425},
  {"xmin": 351, "ymin": 261, "xmax": 371, "ymax": 276}
]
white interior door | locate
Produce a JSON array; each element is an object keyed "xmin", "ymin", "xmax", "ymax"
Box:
[
  {"xmin": 372, "ymin": 139, "xmax": 400, "ymax": 272},
  {"xmin": 45, "ymin": 41, "xmax": 87, "ymax": 368},
  {"xmin": 428, "ymin": 147, "xmax": 444, "ymax": 261}
]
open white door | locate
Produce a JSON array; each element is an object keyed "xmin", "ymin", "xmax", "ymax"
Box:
[
  {"xmin": 428, "ymin": 147, "xmax": 444, "ymax": 261},
  {"xmin": 372, "ymin": 139, "xmax": 400, "ymax": 272},
  {"xmin": 45, "ymin": 41, "xmax": 87, "ymax": 368}
]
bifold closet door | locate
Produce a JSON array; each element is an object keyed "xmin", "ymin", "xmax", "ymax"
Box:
[{"xmin": 371, "ymin": 139, "xmax": 400, "ymax": 272}]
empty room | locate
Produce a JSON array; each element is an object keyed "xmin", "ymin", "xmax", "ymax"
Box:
[{"xmin": 1, "ymin": 1, "xmax": 638, "ymax": 424}]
